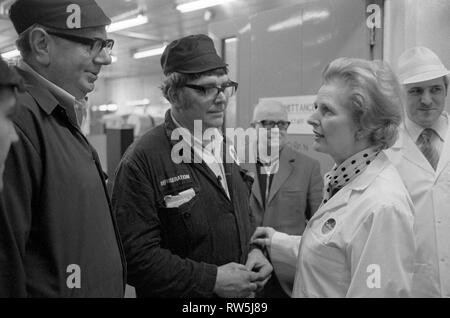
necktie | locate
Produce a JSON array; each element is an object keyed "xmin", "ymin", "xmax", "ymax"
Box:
[
  {"xmin": 416, "ymin": 128, "xmax": 440, "ymax": 170},
  {"xmin": 265, "ymin": 173, "xmax": 270, "ymax": 207}
]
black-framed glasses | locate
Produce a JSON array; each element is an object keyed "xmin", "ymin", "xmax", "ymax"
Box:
[
  {"xmin": 184, "ymin": 81, "xmax": 238, "ymax": 98},
  {"xmin": 256, "ymin": 120, "xmax": 291, "ymax": 130},
  {"xmin": 46, "ymin": 30, "xmax": 114, "ymax": 55}
]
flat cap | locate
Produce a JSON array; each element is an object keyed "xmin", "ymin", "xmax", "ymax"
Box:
[
  {"xmin": 9, "ymin": 0, "xmax": 111, "ymax": 34},
  {"xmin": 0, "ymin": 58, "xmax": 24, "ymax": 91},
  {"xmin": 161, "ymin": 34, "xmax": 227, "ymax": 75}
]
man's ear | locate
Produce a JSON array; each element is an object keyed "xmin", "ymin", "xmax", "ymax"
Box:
[
  {"xmin": 167, "ymin": 87, "xmax": 179, "ymax": 104},
  {"xmin": 29, "ymin": 28, "xmax": 51, "ymax": 66}
]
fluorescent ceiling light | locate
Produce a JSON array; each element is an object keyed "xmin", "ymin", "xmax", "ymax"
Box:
[
  {"xmin": 176, "ymin": 0, "xmax": 235, "ymax": 13},
  {"xmin": 95, "ymin": 104, "xmax": 118, "ymax": 112},
  {"xmin": 107, "ymin": 14, "xmax": 148, "ymax": 32},
  {"xmin": 133, "ymin": 45, "xmax": 167, "ymax": 59},
  {"xmin": 126, "ymin": 98, "xmax": 150, "ymax": 106},
  {"xmin": 1, "ymin": 49, "xmax": 20, "ymax": 59}
]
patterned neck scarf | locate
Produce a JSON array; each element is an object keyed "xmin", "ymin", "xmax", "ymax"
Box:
[{"xmin": 322, "ymin": 147, "xmax": 380, "ymax": 205}]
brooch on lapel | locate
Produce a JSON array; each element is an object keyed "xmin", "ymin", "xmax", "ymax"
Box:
[{"xmin": 322, "ymin": 218, "xmax": 336, "ymax": 234}]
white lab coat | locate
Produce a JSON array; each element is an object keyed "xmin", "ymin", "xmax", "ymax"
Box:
[
  {"xmin": 270, "ymin": 152, "xmax": 415, "ymax": 297},
  {"xmin": 385, "ymin": 118, "xmax": 450, "ymax": 297}
]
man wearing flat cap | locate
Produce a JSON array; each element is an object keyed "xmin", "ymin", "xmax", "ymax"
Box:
[
  {"xmin": 111, "ymin": 34, "xmax": 272, "ymax": 298},
  {"xmin": 0, "ymin": 0, "xmax": 125, "ymax": 297},
  {"xmin": 385, "ymin": 46, "xmax": 450, "ymax": 297}
]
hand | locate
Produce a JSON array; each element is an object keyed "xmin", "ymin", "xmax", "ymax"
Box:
[
  {"xmin": 251, "ymin": 226, "xmax": 276, "ymax": 250},
  {"xmin": 214, "ymin": 262, "xmax": 259, "ymax": 298},
  {"xmin": 245, "ymin": 248, "xmax": 273, "ymax": 291}
]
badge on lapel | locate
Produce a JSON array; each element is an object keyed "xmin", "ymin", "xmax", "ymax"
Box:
[{"xmin": 322, "ymin": 218, "xmax": 336, "ymax": 234}]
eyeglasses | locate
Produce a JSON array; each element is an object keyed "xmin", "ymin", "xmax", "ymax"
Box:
[
  {"xmin": 184, "ymin": 81, "xmax": 238, "ymax": 98},
  {"xmin": 46, "ymin": 30, "xmax": 114, "ymax": 56},
  {"xmin": 255, "ymin": 120, "xmax": 291, "ymax": 130}
]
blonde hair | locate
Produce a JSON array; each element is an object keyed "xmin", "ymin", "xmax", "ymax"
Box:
[{"xmin": 322, "ymin": 57, "xmax": 404, "ymax": 150}]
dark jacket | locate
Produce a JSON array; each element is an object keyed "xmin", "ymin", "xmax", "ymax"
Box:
[
  {"xmin": 245, "ymin": 145, "xmax": 323, "ymax": 235},
  {"xmin": 111, "ymin": 110, "xmax": 256, "ymax": 297},
  {"xmin": 0, "ymin": 67, "xmax": 126, "ymax": 297}
]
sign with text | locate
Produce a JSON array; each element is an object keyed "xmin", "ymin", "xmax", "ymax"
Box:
[{"xmin": 259, "ymin": 95, "xmax": 316, "ymax": 134}]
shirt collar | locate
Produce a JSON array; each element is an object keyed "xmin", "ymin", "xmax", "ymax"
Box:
[
  {"xmin": 405, "ymin": 112, "xmax": 449, "ymax": 142},
  {"xmin": 256, "ymin": 144, "xmax": 284, "ymax": 167}
]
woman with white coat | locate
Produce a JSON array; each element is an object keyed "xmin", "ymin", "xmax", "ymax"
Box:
[{"xmin": 251, "ymin": 57, "xmax": 416, "ymax": 297}]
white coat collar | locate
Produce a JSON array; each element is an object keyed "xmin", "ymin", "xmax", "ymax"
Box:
[
  {"xmin": 391, "ymin": 114, "xmax": 450, "ymax": 175},
  {"xmin": 309, "ymin": 152, "xmax": 390, "ymax": 223}
]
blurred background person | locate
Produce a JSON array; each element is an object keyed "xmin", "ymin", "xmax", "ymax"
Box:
[
  {"xmin": 385, "ymin": 46, "xmax": 450, "ymax": 297},
  {"xmin": 252, "ymin": 57, "xmax": 416, "ymax": 297},
  {"xmin": 0, "ymin": 57, "xmax": 23, "ymax": 190},
  {"xmin": 0, "ymin": 57, "xmax": 24, "ymax": 296},
  {"xmin": 243, "ymin": 99, "xmax": 322, "ymax": 297}
]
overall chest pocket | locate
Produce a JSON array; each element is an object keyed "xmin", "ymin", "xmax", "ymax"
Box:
[{"xmin": 158, "ymin": 186, "xmax": 209, "ymax": 255}]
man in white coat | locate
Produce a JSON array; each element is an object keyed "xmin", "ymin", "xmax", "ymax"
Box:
[{"xmin": 385, "ymin": 46, "xmax": 450, "ymax": 297}]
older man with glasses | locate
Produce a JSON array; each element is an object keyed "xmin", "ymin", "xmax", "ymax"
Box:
[
  {"xmin": 0, "ymin": 0, "xmax": 125, "ymax": 297},
  {"xmin": 244, "ymin": 99, "xmax": 322, "ymax": 297},
  {"xmin": 111, "ymin": 34, "xmax": 272, "ymax": 298}
]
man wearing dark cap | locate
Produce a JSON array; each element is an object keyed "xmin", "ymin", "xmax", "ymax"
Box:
[
  {"xmin": 0, "ymin": 0, "xmax": 125, "ymax": 297},
  {"xmin": 111, "ymin": 34, "xmax": 272, "ymax": 298}
]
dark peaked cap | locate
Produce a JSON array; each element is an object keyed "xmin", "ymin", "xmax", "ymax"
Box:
[
  {"xmin": 9, "ymin": 0, "xmax": 111, "ymax": 34},
  {"xmin": 161, "ymin": 34, "xmax": 227, "ymax": 75}
]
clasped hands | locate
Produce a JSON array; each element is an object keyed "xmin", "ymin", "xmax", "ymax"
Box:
[{"xmin": 213, "ymin": 247, "xmax": 273, "ymax": 298}]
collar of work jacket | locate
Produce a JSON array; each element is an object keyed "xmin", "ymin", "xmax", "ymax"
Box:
[
  {"xmin": 309, "ymin": 151, "xmax": 391, "ymax": 223},
  {"xmin": 390, "ymin": 112, "xmax": 450, "ymax": 176},
  {"xmin": 15, "ymin": 62, "xmax": 81, "ymax": 128}
]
